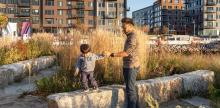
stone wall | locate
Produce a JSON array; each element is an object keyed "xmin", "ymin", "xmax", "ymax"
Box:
[
  {"xmin": 47, "ymin": 70, "xmax": 214, "ymax": 108},
  {"xmin": 0, "ymin": 56, "xmax": 56, "ymax": 88}
]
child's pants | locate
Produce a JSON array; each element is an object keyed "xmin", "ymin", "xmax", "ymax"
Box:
[{"xmin": 81, "ymin": 72, "xmax": 98, "ymax": 90}]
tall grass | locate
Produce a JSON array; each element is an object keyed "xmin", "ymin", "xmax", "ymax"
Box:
[{"xmin": 33, "ymin": 29, "xmax": 220, "ymax": 96}]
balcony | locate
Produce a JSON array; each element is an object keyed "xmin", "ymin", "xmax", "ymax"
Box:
[
  {"xmin": 205, "ymin": 17, "xmax": 216, "ymax": 21},
  {"xmin": 18, "ymin": 0, "xmax": 30, "ymax": 7},
  {"xmin": 104, "ymin": 15, "xmax": 117, "ymax": 19},
  {"xmin": 67, "ymin": 14, "xmax": 84, "ymax": 19},
  {"xmin": 16, "ymin": 13, "xmax": 30, "ymax": 17},
  {"xmin": 204, "ymin": 10, "xmax": 216, "ymax": 13},
  {"xmin": 203, "ymin": 26, "xmax": 216, "ymax": 29},
  {"xmin": 67, "ymin": 5, "xmax": 85, "ymax": 9},
  {"xmin": 206, "ymin": 1, "xmax": 216, "ymax": 6}
]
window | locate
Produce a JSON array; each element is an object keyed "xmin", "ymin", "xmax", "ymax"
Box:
[
  {"xmin": 57, "ymin": 10, "xmax": 63, "ymax": 15},
  {"xmin": 99, "ymin": 20, "xmax": 105, "ymax": 25},
  {"xmin": 88, "ymin": 10, "xmax": 94, "ymax": 16},
  {"xmin": 0, "ymin": 8, "xmax": 5, "ymax": 13},
  {"xmin": 77, "ymin": 10, "xmax": 84, "ymax": 17},
  {"xmin": 207, "ymin": 14, "xmax": 214, "ymax": 19},
  {"xmin": 67, "ymin": 19, "xmax": 72, "ymax": 24},
  {"xmin": 8, "ymin": 18, "xmax": 16, "ymax": 22},
  {"xmin": 88, "ymin": 2, "xmax": 93, "ymax": 7},
  {"xmin": 207, "ymin": 22, "xmax": 213, "ymax": 27},
  {"xmin": 98, "ymin": 2, "xmax": 105, "ymax": 7},
  {"xmin": 45, "ymin": 0, "xmax": 54, "ymax": 6},
  {"xmin": 207, "ymin": 7, "xmax": 214, "ymax": 12},
  {"xmin": 108, "ymin": 2, "xmax": 116, "ymax": 8},
  {"xmin": 7, "ymin": 0, "xmax": 16, "ymax": 4},
  {"xmin": 108, "ymin": 20, "xmax": 113, "ymax": 25},
  {"xmin": 174, "ymin": 0, "xmax": 179, "ymax": 4},
  {"xmin": 108, "ymin": 11, "xmax": 116, "ymax": 17},
  {"xmin": 79, "ymin": 18, "xmax": 84, "ymax": 24},
  {"xmin": 32, "ymin": 17, "xmax": 40, "ymax": 24},
  {"xmin": 20, "ymin": 18, "xmax": 29, "ymax": 22},
  {"xmin": 7, "ymin": 8, "xmax": 15, "ymax": 14},
  {"xmin": 88, "ymin": 20, "xmax": 94, "ymax": 25},
  {"xmin": 45, "ymin": 10, "xmax": 54, "ymax": 15},
  {"xmin": 98, "ymin": 11, "xmax": 105, "ymax": 17},
  {"xmin": 77, "ymin": 1, "xmax": 84, "ymax": 8},
  {"xmin": 20, "ymin": 8, "xmax": 30, "ymax": 16},
  {"xmin": 58, "ymin": 1, "xmax": 63, "ymax": 6},
  {"xmin": 32, "ymin": 0, "xmax": 39, "ymax": 5},
  {"xmin": 58, "ymin": 19, "xmax": 63, "ymax": 24},
  {"xmin": 32, "ymin": 9, "xmax": 39, "ymax": 15},
  {"xmin": 45, "ymin": 18, "xmax": 54, "ymax": 24}
]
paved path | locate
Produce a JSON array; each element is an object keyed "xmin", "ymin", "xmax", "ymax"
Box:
[{"xmin": 0, "ymin": 66, "xmax": 58, "ymax": 108}]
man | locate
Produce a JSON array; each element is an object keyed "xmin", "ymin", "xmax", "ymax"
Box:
[{"xmin": 110, "ymin": 18, "xmax": 140, "ymax": 108}]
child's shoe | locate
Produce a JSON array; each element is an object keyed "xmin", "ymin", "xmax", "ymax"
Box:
[
  {"xmin": 83, "ymin": 89, "xmax": 89, "ymax": 93},
  {"xmin": 93, "ymin": 87, "xmax": 99, "ymax": 92}
]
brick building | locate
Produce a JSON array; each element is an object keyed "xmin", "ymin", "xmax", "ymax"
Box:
[{"xmin": 0, "ymin": 0, "xmax": 127, "ymax": 34}]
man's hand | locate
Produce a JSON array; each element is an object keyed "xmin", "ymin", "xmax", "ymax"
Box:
[
  {"xmin": 110, "ymin": 52, "xmax": 128, "ymax": 57},
  {"xmin": 110, "ymin": 53, "xmax": 115, "ymax": 57},
  {"xmin": 74, "ymin": 68, "xmax": 79, "ymax": 76}
]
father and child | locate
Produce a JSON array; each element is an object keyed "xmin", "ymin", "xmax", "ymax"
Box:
[{"xmin": 74, "ymin": 44, "xmax": 111, "ymax": 92}]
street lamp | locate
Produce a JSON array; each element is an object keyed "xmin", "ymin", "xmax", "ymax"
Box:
[
  {"xmin": 192, "ymin": 19, "xmax": 195, "ymax": 36},
  {"xmin": 168, "ymin": 23, "xmax": 170, "ymax": 35}
]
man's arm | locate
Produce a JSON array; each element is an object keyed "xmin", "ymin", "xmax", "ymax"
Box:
[
  {"xmin": 111, "ymin": 34, "xmax": 137, "ymax": 57},
  {"xmin": 110, "ymin": 51, "xmax": 128, "ymax": 57}
]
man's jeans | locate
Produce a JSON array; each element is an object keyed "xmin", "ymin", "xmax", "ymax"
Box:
[{"xmin": 123, "ymin": 67, "xmax": 140, "ymax": 108}]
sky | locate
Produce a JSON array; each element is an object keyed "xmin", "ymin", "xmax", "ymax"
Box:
[{"xmin": 128, "ymin": 0, "xmax": 155, "ymax": 17}]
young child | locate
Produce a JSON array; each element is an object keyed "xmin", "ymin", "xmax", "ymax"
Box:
[{"xmin": 74, "ymin": 44, "xmax": 110, "ymax": 92}]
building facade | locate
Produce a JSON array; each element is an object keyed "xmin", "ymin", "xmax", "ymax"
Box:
[
  {"xmin": 0, "ymin": 0, "xmax": 127, "ymax": 34},
  {"xmin": 185, "ymin": 0, "xmax": 220, "ymax": 36},
  {"xmin": 133, "ymin": 0, "xmax": 185, "ymax": 34},
  {"xmin": 133, "ymin": 0, "xmax": 220, "ymax": 36}
]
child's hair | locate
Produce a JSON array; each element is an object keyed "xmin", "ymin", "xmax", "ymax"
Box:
[{"xmin": 80, "ymin": 44, "xmax": 91, "ymax": 54}]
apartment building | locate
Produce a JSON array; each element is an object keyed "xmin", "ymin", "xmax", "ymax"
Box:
[
  {"xmin": 133, "ymin": 0, "xmax": 185, "ymax": 34},
  {"xmin": 185, "ymin": 0, "xmax": 220, "ymax": 36},
  {"xmin": 0, "ymin": 0, "xmax": 127, "ymax": 34},
  {"xmin": 132, "ymin": 6, "xmax": 153, "ymax": 27}
]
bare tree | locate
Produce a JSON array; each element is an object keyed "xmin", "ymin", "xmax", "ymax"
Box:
[
  {"xmin": 153, "ymin": 27, "xmax": 160, "ymax": 35},
  {"xmin": 161, "ymin": 26, "xmax": 169, "ymax": 34},
  {"xmin": 142, "ymin": 24, "xmax": 150, "ymax": 34}
]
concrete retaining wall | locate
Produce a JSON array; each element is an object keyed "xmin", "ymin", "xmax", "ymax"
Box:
[
  {"xmin": 47, "ymin": 70, "xmax": 214, "ymax": 108},
  {"xmin": 0, "ymin": 56, "xmax": 56, "ymax": 88}
]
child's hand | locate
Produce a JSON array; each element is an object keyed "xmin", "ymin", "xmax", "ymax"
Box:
[
  {"xmin": 74, "ymin": 68, "xmax": 79, "ymax": 76},
  {"xmin": 102, "ymin": 51, "xmax": 111, "ymax": 57}
]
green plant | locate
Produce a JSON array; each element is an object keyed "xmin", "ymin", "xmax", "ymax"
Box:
[{"xmin": 145, "ymin": 94, "xmax": 159, "ymax": 108}]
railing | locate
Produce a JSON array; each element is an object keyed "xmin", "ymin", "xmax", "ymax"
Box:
[
  {"xmin": 105, "ymin": 15, "xmax": 116, "ymax": 19},
  {"xmin": 16, "ymin": 13, "xmax": 30, "ymax": 17},
  {"xmin": 206, "ymin": 1, "xmax": 216, "ymax": 6},
  {"xmin": 204, "ymin": 9, "xmax": 216, "ymax": 13},
  {"xmin": 67, "ymin": 4, "xmax": 85, "ymax": 9},
  {"xmin": 205, "ymin": 18, "xmax": 216, "ymax": 21},
  {"xmin": 67, "ymin": 14, "xmax": 84, "ymax": 18},
  {"xmin": 18, "ymin": 0, "xmax": 30, "ymax": 7},
  {"xmin": 203, "ymin": 26, "xmax": 216, "ymax": 29}
]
